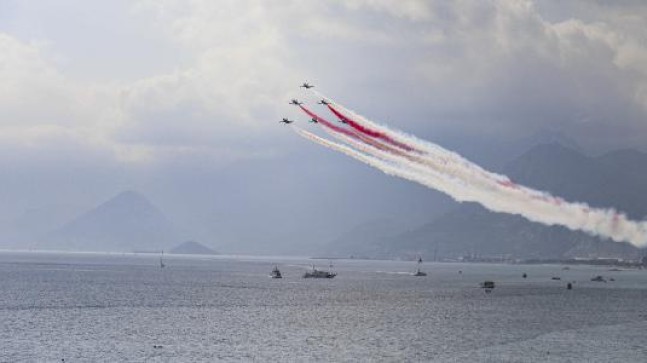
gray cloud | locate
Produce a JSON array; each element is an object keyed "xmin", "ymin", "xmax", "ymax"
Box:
[{"xmin": 1, "ymin": 0, "xmax": 646, "ymax": 252}]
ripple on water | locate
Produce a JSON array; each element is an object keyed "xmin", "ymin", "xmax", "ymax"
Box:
[{"xmin": 1, "ymin": 253, "xmax": 646, "ymax": 361}]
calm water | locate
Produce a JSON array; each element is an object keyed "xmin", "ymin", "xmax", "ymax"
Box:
[{"xmin": 1, "ymin": 252, "xmax": 646, "ymax": 362}]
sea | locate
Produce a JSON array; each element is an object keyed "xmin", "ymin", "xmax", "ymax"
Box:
[{"xmin": 1, "ymin": 251, "xmax": 646, "ymax": 362}]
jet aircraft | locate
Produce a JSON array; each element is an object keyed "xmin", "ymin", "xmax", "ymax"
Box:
[
  {"xmin": 280, "ymin": 118, "xmax": 294, "ymax": 124},
  {"xmin": 317, "ymin": 99, "xmax": 330, "ymax": 105},
  {"xmin": 290, "ymin": 99, "xmax": 303, "ymax": 105},
  {"xmin": 300, "ymin": 82, "xmax": 314, "ymax": 89},
  {"xmin": 309, "ymin": 118, "xmax": 318, "ymax": 124}
]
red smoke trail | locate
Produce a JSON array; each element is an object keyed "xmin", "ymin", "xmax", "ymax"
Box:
[
  {"xmin": 299, "ymin": 105, "xmax": 355, "ymax": 138},
  {"xmin": 303, "ymin": 105, "xmax": 475, "ymax": 176},
  {"xmin": 327, "ymin": 104, "xmax": 418, "ymax": 153},
  {"xmin": 299, "ymin": 105, "xmax": 410, "ymax": 158}
]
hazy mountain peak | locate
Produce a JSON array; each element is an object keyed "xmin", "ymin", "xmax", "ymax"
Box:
[
  {"xmin": 598, "ymin": 149, "xmax": 647, "ymax": 164},
  {"xmin": 170, "ymin": 240, "xmax": 218, "ymax": 255},
  {"xmin": 520, "ymin": 142, "xmax": 585, "ymax": 159},
  {"xmin": 524, "ymin": 130, "xmax": 582, "ymax": 152},
  {"xmin": 101, "ymin": 190, "xmax": 153, "ymax": 209},
  {"xmin": 50, "ymin": 190, "xmax": 179, "ymax": 252}
]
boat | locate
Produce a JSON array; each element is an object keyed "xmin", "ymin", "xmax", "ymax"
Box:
[
  {"xmin": 480, "ymin": 281, "xmax": 495, "ymax": 288},
  {"xmin": 303, "ymin": 262, "xmax": 336, "ymax": 279},
  {"xmin": 270, "ymin": 265, "xmax": 282, "ymax": 279},
  {"xmin": 480, "ymin": 281, "xmax": 495, "ymax": 293},
  {"xmin": 303, "ymin": 268, "xmax": 335, "ymax": 278},
  {"xmin": 160, "ymin": 251, "xmax": 166, "ymax": 269},
  {"xmin": 412, "ymin": 256, "xmax": 427, "ymax": 276},
  {"xmin": 591, "ymin": 275, "xmax": 606, "ymax": 282}
]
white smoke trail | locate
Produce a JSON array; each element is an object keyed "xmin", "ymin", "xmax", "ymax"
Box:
[
  {"xmin": 305, "ymin": 90, "xmax": 647, "ymax": 247},
  {"xmin": 293, "ymin": 127, "xmax": 474, "ymax": 202},
  {"xmin": 313, "ymin": 90, "xmax": 512, "ymax": 191},
  {"xmin": 314, "ymin": 123, "xmax": 474, "ymax": 201},
  {"xmin": 301, "ymin": 119, "xmax": 586, "ymax": 230},
  {"xmin": 296, "ymin": 104, "xmax": 476, "ymax": 201},
  {"xmin": 315, "ymin": 90, "xmax": 507, "ymax": 173},
  {"xmin": 312, "ymin": 118, "xmax": 613, "ymax": 241}
]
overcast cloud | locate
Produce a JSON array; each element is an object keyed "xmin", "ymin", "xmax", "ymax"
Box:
[{"xmin": 1, "ymin": 1, "xmax": 646, "ymax": 253}]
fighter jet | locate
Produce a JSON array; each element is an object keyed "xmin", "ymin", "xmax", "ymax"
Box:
[
  {"xmin": 289, "ymin": 99, "xmax": 303, "ymax": 105},
  {"xmin": 280, "ymin": 118, "xmax": 294, "ymax": 124},
  {"xmin": 317, "ymin": 99, "xmax": 330, "ymax": 105},
  {"xmin": 309, "ymin": 118, "xmax": 318, "ymax": 124},
  {"xmin": 300, "ymin": 82, "xmax": 314, "ymax": 89}
]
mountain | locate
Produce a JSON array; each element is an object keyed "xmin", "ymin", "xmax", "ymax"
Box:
[
  {"xmin": 317, "ymin": 218, "xmax": 407, "ymax": 258},
  {"xmin": 49, "ymin": 190, "xmax": 179, "ymax": 252},
  {"xmin": 0, "ymin": 206, "xmax": 74, "ymax": 249},
  {"xmin": 337, "ymin": 144, "xmax": 647, "ymax": 260},
  {"xmin": 170, "ymin": 240, "xmax": 218, "ymax": 255},
  {"xmin": 505, "ymin": 143, "xmax": 647, "ymax": 220}
]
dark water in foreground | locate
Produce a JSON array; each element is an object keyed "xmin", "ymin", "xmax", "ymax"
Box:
[{"xmin": 1, "ymin": 251, "xmax": 646, "ymax": 362}]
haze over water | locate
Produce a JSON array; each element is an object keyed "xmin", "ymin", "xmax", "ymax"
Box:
[{"xmin": 2, "ymin": 252, "xmax": 646, "ymax": 362}]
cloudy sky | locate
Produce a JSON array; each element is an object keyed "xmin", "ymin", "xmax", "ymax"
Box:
[{"xmin": 1, "ymin": 0, "xmax": 647, "ymax": 253}]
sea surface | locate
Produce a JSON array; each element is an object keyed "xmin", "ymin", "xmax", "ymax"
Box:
[{"xmin": 1, "ymin": 251, "xmax": 646, "ymax": 362}]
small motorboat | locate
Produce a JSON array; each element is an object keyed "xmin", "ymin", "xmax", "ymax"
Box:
[{"xmin": 591, "ymin": 275, "xmax": 606, "ymax": 282}]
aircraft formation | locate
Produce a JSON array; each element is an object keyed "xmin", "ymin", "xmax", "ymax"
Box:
[
  {"xmin": 284, "ymin": 83, "xmax": 335, "ymax": 125},
  {"xmin": 284, "ymin": 83, "xmax": 339, "ymax": 125}
]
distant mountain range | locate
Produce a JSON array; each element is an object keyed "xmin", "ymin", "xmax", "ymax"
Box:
[
  {"xmin": 170, "ymin": 240, "xmax": 218, "ymax": 255},
  {"xmin": 2, "ymin": 143, "xmax": 645, "ymax": 258},
  {"xmin": 320, "ymin": 218, "xmax": 407, "ymax": 258},
  {"xmin": 326, "ymin": 143, "xmax": 647, "ymax": 260},
  {"xmin": 48, "ymin": 190, "xmax": 180, "ymax": 252},
  {"xmin": 0, "ymin": 190, "xmax": 224, "ymax": 253}
]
